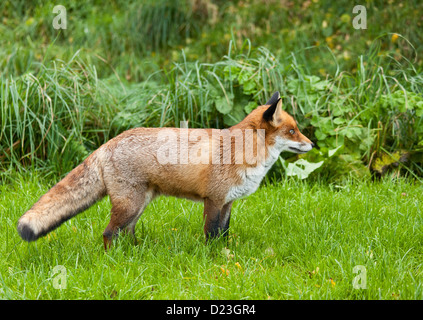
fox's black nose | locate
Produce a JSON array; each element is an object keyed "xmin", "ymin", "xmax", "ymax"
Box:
[{"xmin": 311, "ymin": 142, "xmax": 315, "ymax": 148}]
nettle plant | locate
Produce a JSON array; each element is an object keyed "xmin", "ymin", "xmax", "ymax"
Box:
[
  {"xmin": 281, "ymin": 72, "xmax": 423, "ymax": 180},
  {"xmin": 366, "ymin": 89, "xmax": 423, "ymax": 177}
]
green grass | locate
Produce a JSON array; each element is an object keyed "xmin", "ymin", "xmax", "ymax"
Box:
[{"xmin": 1, "ymin": 175, "xmax": 422, "ymax": 299}]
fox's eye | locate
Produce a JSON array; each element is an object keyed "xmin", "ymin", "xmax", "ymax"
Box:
[{"xmin": 289, "ymin": 129, "xmax": 295, "ymax": 135}]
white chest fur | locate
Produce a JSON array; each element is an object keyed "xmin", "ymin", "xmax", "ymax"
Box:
[{"xmin": 225, "ymin": 137, "xmax": 284, "ymax": 203}]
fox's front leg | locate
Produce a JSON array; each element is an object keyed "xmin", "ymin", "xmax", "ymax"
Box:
[
  {"xmin": 219, "ymin": 201, "xmax": 233, "ymax": 239},
  {"xmin": 203, "ymin": 199, "xmax": 233, "ymax": 241}
]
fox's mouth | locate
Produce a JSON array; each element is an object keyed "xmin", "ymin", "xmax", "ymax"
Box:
[{"xmin": 289, "ymin": 146, "xmax": 308, "ymax": 154}]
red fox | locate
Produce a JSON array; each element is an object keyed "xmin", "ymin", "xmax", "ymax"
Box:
[{"xmin": 17, "ymin": 92, "xmax": 314, "ymax": 249}]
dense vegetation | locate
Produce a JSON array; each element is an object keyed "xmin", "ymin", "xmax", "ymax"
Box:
[{"xmin": 1, "ymin": 0, "xmax": 422, "ymax": 182}]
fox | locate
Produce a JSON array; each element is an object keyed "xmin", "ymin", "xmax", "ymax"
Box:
[{"xmin": 17, "ymin": 92, "xmax": 314, "ymax": 249}]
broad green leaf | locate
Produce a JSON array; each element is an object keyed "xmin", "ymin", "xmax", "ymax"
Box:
[
  {"xmin": 315, "ymin": 129, "xmax": 327, "ymax": 140},
  {"xmin": 244, "ymin": 101, "xmax": 257, "ymax": 114},
  {"xmin": 286, "ymin": 159, "xmax": 324, "ymax": 179},
  {"xmin": 328, "ymin": 145, "xmax": 343, "ymax": 157},
  {"xmin": 242, "ymin": 80, "xmax": 257, "ymax": 95},
  {"xmin": 215, "ymin": 93, "xmax": 234, "ymax": 114},
  {"xmin": 223, "ymin": 102, "xmax": 246, "ymax": 126}
]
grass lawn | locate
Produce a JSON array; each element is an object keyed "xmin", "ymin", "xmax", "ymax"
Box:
[{"xmin": 0, "ymin": 175, "xmax": 422, "ymax": 299}]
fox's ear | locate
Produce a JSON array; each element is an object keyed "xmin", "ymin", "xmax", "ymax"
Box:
[
  {"xmin": 263, "ymin": 98, "xmax": 283, "ymax": 126},
  {"xmin": 265, "ymin": 92, "xmax": 280, "ymax": 106}
]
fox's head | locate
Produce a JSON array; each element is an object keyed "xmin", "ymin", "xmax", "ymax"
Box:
[
  {"xmin": 262, "ymin": 92, "xmax": 314, "ymax": 154},
  {"xmin": 239, "ymin": 92, "xmax": 314, "ymax": 154}
]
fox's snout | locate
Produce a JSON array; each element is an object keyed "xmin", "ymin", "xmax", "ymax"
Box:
[
  {"xmin": 287, "ymin": 142, "xmax": 314, "ymax": 154},
  {"xmin": 282, "ymin": 133, "xmax": 315, "ymax": 154}
]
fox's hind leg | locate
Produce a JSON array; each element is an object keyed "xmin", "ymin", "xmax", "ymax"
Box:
[
  {"xmin": 103, "ymin": 187, "xmax": 153, "ymax": 250},
  {"xmin": 125, "ymin": 189, "xmax": 155, "ymax": 243}
]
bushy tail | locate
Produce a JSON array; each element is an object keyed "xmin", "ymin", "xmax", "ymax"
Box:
[{"xmin": 17, "ymin": 153, "xmax": 106, "ymax": 242}]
